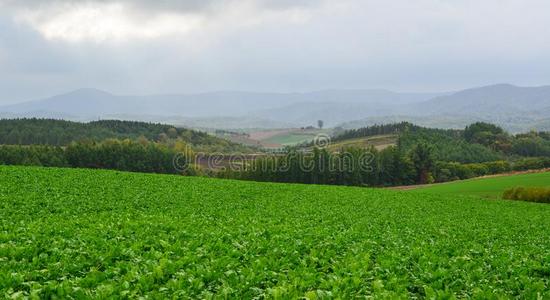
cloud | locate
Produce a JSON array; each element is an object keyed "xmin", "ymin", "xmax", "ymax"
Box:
[
  {"xmin": 1, "ymin": 0, "xmax": 321, "ymax": 42},
  {"xmin": 0, "ymin": 0, "xmax": 550, "ymax": 103}
]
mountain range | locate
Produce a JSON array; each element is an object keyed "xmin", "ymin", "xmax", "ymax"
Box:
[{"xmin": 1, "ymin": 84, "xmax": 550, "ymax": 132}]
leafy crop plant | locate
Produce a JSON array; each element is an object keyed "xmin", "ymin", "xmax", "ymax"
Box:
[{"xmin": 1, "ymin": 166, "xmax": 549, "ymax": 298}]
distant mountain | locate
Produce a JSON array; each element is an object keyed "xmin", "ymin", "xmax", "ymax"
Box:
[
  {"xmin": 2, "ymin": 89, "xmax": 122, "ymax": 117},
  {"xmin": 2, "ymin": 84, "xmax": 550, "ymax": 131},
  {"xmin": 0, "ymin": 88, "xmax": 443, "ymax": 128},
  {"xmin": 338, "ymin": 115, "xmax": 484, "ymax": 130},
  {"xmin": 412, "ymin": 84, "xmax": 550, "ymax": 117},
  {"xmin": 339, "ymin": 84, "xmax": 550, "ymax": 132},
  {"xmin": 252, "ymin": 90, "xmax": 445, "ymax": 126},
  {"xmin": 104, "ymin": 114, "xmax": 297, "ymax": 130},
  {"xmin": 0, "ymin": 88, "xmax": 296, "ymax": 118}
]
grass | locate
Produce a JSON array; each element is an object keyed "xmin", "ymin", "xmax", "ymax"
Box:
[
  {"xmin": 263, "ymin": 133, "xmax": 317, "ymax": 146},
  {"xmin": 257, "ymin": 129, "xmax": 331, "ymax": 146},
  {"xmin": 413, "ymin": 171, "xmax": 550, "ymax": 198},
  {"xmin": 1, "ymin": 166, "xmax": 550, "ymax": 298},
  {"xmin": 262, "ymin": 132, "xmax": 324, "ymax": 146},
  {"xmin": 327, "ymin": 135, "xmax": 397, "ymax": 152}
]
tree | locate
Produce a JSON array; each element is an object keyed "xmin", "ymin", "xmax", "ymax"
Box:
[
  {"xmin": 167, "ymin": 127, "xmax": 178, "ymax": 139},
  {"xmin": 409, "ymin": 143, "xmax": 435, "ymax": 184},
  {"xmin": 463, "ymin": 122, "xmax": 509, "ymax": 151},
  {"xmin": 317, "ymin": 120, "xmax": 324, "ymax": 129}
]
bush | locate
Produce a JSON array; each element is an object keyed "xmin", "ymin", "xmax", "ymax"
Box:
[
  {"xmin": 503, "ymin": 187, "xmax": 550, "ymax": 203},
  {"xmin": 434, "ymin": 160, "xmax": 511, "ymax": 182},
  {"xmin": 512, "ymin": 157, "xmax": 550, "ymax": 171},
  {"xmin": 0, "ymin": 139, "xmax": 188, "ymax": 175}
]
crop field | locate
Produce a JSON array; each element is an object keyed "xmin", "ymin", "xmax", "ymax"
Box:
[
  {"xmin": 2, "ymin": 166, "xmax": 550, "ymax": 298},
  {"xmin": 262, "ymin": 132, "xmax": 319, "ymax": 146},
  {"xmin": 245, "ymin": 128, "xmax": 330, "ymax": 148},
  {"xmin": 261, "ymin": 130, "xmax": 328, "ymax": 147},
  {"xmin": 326, "ymin": 135, "xmax": 398, "ymax": 152},
  {"xmin": 414, "ymin": 171, "xmax": 550, "ymax": 198}
]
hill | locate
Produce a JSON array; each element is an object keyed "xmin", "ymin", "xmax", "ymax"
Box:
[
  {"xmin": 0, "ymin": 118, "xmax": 251, "ymax": 153},
  {"xmin": 339, "ymin": 84, "xmax": 550, "ymax": 132},
  {"xmin": 416, "ymin": 84, "xmax": 550, "ymax": 117},
  {"xmin": 331, "ymin": 122, "xmax": 502, "ymax": 163},
  {"xmin": 0, "ymin": 88, "xmax": 441, "ymax": 128},
  {"xmin": 1, "ymin": 165, "xmax": 550, "ymax": 298},
  {"xmin": 252, "ymin": 90, "xmax": 444, "ymax": 126},
  {"xmin": 412, "ymin": 171, "xmax": 550, "ymax": 198},
  {"xmin": 326, "ymin": 135, "xmax": 398, "ymax": 152},
  {"xmin": 3, "ymin": 84, "xmax": 550, "ymax": 131}
]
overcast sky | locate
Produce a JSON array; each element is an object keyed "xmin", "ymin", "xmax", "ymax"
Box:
[{"xmin": 0, "ymin": 0, "xmax": 549, "ymax": 104}]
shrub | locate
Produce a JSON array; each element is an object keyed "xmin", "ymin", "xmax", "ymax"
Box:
[
  {"xmin": 512, "ymin": 157, "xmax": 550, "ymax": 171},
  {"xmin": 503, "ymin": 187, "xmax": 550, "ymax": 203}
]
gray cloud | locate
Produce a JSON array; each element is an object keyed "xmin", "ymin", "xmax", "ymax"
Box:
[
  {"xmin": 0, "ymin": 0, "xmax": 550, "ymax": 103},
  {"xmin": 0, "ymin": 0, "xmax": 320, "ymax": 14}
]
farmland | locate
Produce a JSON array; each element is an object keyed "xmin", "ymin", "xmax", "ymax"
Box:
[
  {"xmin": 325, "ymin": 134, "xmax": 397, "ymax": 152},
  {"xmin": 247, "ymin": 128, "xmax": 330, "ymax": 148},
  {"xmin": 413, "ymin": 171, "xmax": 550, "ymax": 198},
  {"xmin": 2, "ymin": 166, "xmax": 550, "ymax": 298}
]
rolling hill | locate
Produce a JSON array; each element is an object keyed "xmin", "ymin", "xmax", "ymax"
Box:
[
  {"xmin": 412, "ymin": 171, "xmax": 550, "ymax": 198},
  {"xmin": 0, "ymin": 118, "xmax": 251, "ymax": 153}
]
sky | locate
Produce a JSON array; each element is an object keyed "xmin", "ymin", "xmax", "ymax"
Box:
[{"xmin": 0, "ymin": 0, "xmax": 549, "ymax": 104}]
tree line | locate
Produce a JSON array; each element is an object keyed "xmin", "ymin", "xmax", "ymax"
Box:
[
  {"xmin": 0, "ymin": 139, "xmax": 195, "ymax": 175},
  {"xmin": 220, "ymin": 145, "xmax": 550, "ymax": 187},
  {"xmin": 0, "ymin": 118, "xmax": 251, "ymax": 153}
]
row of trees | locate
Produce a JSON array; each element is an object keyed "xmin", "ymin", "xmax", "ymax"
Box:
[
  {"xmin": 2, "ymin": 138, "xmax": 549, "ymax": 187},
  {"xmin": 0, "ymin": 118, "xmax": 251, "ymax": 153},
  {"xmin": 221, "ymin": 145, "xmax": 550, "ymax": 187},
  {"xmin": 220, "ymin": 144, "xmax": 436, "ymax": 186},
  {"xmin": 331, "ymin": 122, "xmax": 427, "ymax": 142},
  {"xmin": 0, "ymin": 139, "xmax": 192, "ymax": 174}
]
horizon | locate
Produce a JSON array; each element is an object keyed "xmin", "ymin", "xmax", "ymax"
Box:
[{"xmin": 2, "ymin": 82, "xmax": 549, "ymax": 105}]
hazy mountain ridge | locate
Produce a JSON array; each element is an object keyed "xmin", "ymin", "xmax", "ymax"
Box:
[
  {"xmin": 414, "ymin": 84, "xmax": 550, "ymax": 117},
  {"xmin": 1, "ymin": 84, "xmax": 550, "ymax": 131},
  {"xmin": 0, "ymin": 88, "xmax": 444, "ymax": 128},
  {"xmin": 337, "ymin": 84, "xmax": 550, "ymax": 132}
]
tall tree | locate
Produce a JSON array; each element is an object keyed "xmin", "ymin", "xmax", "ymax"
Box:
[{"xmin": 409, "ymin": 143, "xmax": 435, "ymax": 184}]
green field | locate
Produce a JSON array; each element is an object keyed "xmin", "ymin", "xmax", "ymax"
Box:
[
  {"xmin": 414, "ymin": 171, "xmax": 550, "ymax": 198},
  {"xmin": 2, "ymin": 166, "xmax": 550, "ymax": 298},
  {"xmin": 327, "ymin": 135, "xmax": 398, "ymax": 152},
  {"xmin": 260, "ymin": 130, "xmax": 329, "ymax": 146},
  {"xmin": 262, "ymin": 133, "xmax": 317, "ymax": 146}
]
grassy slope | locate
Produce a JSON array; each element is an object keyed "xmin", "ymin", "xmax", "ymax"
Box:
[
  {"xmin": 413, "ymin": 171, "xmax": 550, "ymax": 198},
  {"xmin": 327, "ymin": 135, "xmax": 397, "ymax": 151},
  {"xmin": 261, "ymin": 130, "xmax": 328, "ymax": 146},
  {"xmin": 1, "ymin": 166, "xmax": 550, "ymax": 298},
  {"xmin": 262, "ymin": 133, "xmax": 319, "ymax": 146}
]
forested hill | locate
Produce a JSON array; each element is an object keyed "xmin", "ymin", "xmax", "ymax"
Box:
[
  {"xmin": 0, "ymin": 118, "xmax": 250, "ymax": 152},
  {"xmin": 333, "ymin": 122, "xmax": 550, "ymax": 163}
]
